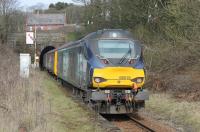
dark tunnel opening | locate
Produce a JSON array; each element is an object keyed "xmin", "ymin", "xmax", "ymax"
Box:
[{"xmin": 39, "ymin": 46, "xmax": 55, "ymax": 70}]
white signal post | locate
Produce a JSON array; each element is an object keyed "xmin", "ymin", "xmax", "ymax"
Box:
[
  {"xmin": 26, "ymin": 28, "xmax": 37, "ymax": 67},
  {"xmin": 34, "ymin": 24, "xmax": 37, "ymax": 67}
]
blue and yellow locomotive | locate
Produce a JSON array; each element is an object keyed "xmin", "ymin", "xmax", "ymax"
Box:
[{"xmin": 41, "ymin": 29, "xmax": 149, "ymax": 114}]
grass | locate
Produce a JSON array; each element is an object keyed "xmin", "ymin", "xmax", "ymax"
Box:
[
  {"xmin": 145, "ymin": 93, "xmax": 200, "ymax": 131},
  {"xmin": 0, "ymin": 43, "xmax": 103, "ymax": 132},
  {"xmin": 41, "ymin": 73, "xmax": 103, "ymax": 132},
  {"xmin": 0, "ymin": 69, "xmax": 103, "ymax": 132}
]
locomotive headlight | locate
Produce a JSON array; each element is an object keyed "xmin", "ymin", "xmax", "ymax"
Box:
[
  {"xmin": 94, "ymin": 77, "xmax": 101, "ymax": 83},
  {"xmin": 94, "ymin": 77, "xmax": 106, "ymax": 83},
  {"xmin": 136, "ymin": 78, "xmax": 143, "ymax": 83},
  {"xmin": 131, "ymin": 77, "xmax": 144, "ymax": 83}
]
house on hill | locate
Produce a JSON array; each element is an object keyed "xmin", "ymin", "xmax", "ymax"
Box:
[{"xmin": 26, "ymin": 14, "xmax": 66, "ymax": 31}]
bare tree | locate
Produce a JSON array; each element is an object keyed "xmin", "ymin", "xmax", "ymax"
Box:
[
  {"xmin": 0, "ymin": 0, "xmax": 18, "ymax": 15},
  {"xmin": 28, "ymin": 2, "xmax": 45, "ymax": 12},
  {"xmin": 72, "ymin": 0, "xmax": 87, "ymax": 5},
  {"xmin": 0, "ymin": 0, "xmax": 18, "ymax": 44}
]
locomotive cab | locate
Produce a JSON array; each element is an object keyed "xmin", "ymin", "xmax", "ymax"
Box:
[
  {"xmin": 91, "ymin": 39, "xmax": 144, "ymax": 89},
  {"xmin": 87, "ymin": 30, "xmax": 149, "ymax": 114}
]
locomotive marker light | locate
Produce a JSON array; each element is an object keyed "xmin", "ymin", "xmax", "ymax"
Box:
[
  {"xmin": 105, "ymin": 90, "xmax": 110, "ymax": 94},
  {"xmin": 125, "ymin": 90, "xmax": 131, "ymax": 94}
]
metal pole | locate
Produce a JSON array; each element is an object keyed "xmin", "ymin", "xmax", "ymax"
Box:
[{"xmin": 34, "ymin": 24, "xmax": 37, "ymax": 67}]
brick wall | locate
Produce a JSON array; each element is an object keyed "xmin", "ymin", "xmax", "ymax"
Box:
[{"xmin": 26, "ymin": 25, "xmax": 65, "ymax": 31}]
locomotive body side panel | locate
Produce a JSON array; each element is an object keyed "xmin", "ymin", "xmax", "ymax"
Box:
[
  {"xmin": 57, "ymin": 43, "xmax": 89, "ymax": 90},
  {"xmin": 57, "ymin": 50, "xmax": 63, "ymax": 79}
]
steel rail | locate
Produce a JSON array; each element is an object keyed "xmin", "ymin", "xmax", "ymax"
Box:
[{"xmin": 128, "ymin": 116, "xmax": 155, "ymax": 132}]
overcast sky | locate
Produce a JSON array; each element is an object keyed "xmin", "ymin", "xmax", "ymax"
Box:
[{"xmin": 19, "ymin": 0, "xmax": 76, "ymax": 8}]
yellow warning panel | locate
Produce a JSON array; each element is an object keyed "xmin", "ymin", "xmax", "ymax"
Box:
[{"xmin": 54, "ymin": 51, "xmax": 58, "ymax": 76}]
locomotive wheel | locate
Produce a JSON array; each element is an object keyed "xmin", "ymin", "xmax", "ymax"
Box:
[{"xmin": 106, "ymin": 101, "xmax": 111, "ymax": 113}]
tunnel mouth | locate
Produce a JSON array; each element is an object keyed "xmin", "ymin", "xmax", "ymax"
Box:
[{"xmin": 39, "ymin": 46, "xmax": 55, "ymax": 70}]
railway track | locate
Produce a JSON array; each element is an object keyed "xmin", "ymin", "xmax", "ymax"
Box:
[
  {"xmin": 52, "ymin": 78, "xmax": 121, "ymax": 131},
  {"xmin": 56, "ymin": 77, "xmax": 155, "ymax": 132},
  {"xmin": 103, "ymin": 114, "xmax": 156, "ymax": 132},
  {"xmin": 49, "ymin": 75, "xmax": 173, "ymax": 132},
  {"xmin": 51, "ymin": 75, "xmax": 174, "ymax": 132},
  {"xmin": 128, "ymin": 115, "xmax": 155, "ymax": 132}
]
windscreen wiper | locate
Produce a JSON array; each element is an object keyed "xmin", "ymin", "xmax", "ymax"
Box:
[
  {"xmin": 119, "ymin": 45, "xmax": 131, "ymax": 64},
  {"xmin": 96, "ymin": 55, "xmax": 113, "ymax": 65}
]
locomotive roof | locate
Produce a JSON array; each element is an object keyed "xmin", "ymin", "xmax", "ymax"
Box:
[
  {"xmin": 83, "ymin": 29, "xmax": 133, "ymax": 40},
  {"xmin": 55, "ymin": 29, "xmax": 136, "ymax": 51}
]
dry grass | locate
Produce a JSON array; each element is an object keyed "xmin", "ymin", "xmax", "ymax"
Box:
[
  {"xmin": 41, "ymin": 73, "xmax": 103, "ymax": 132},
  {"xmin": 141, "ymin": 41, "xmax": 200, "ymax": 131},
  {"xmin": 145, "ymin": 93, "xmax": 200, "ymax": 132},
  {"xmin": 0, "ymin": 45, "xmax": 103, "ymax": 132},
  {"xmin": 0, "ymin": 45, "xmax": 52, "ymax": 131}
]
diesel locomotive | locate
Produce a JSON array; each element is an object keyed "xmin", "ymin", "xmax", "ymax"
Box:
[{"xmin": 41, "ymin": 29, "xmax": 149, "ymax": 114}]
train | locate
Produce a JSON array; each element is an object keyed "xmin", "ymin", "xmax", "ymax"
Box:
[{"xmin": 40, "ymin": 29, "xmax": 149, "ymax": 114}]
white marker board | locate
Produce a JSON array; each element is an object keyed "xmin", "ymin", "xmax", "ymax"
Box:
[{"xmin": 26, "ymin": 32, "xmax": 34, "ymax": 44}]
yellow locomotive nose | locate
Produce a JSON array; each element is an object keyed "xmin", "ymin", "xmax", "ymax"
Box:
[{"xmin": 92, "ymin": 67, "xmax": 145, "ymax": 89}]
